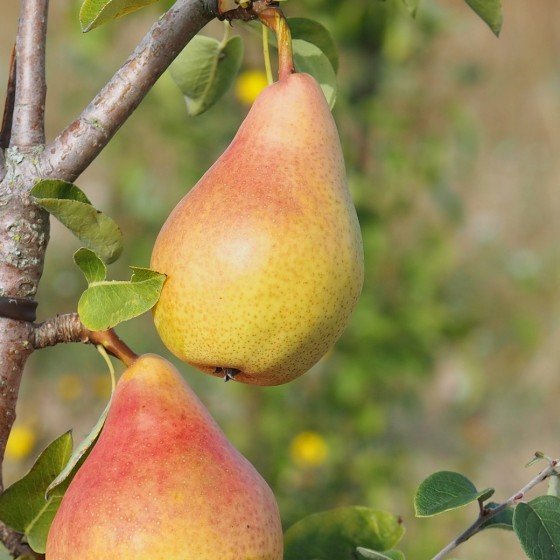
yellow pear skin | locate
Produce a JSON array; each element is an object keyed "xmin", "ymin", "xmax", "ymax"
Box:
[
  {"xmin": 46, "ymin": 354, "xmax": 283, "ymax": 560},
  {"xmin": 151, "ymin": 72, "xmax": 364, "ymax": 386}
]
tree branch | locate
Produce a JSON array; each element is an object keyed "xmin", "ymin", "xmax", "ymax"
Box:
[
  {"xmin": 10, "ymin": 0, "xmax": 49, "ymax": 148},
  {"xmin": 432, "ymin": 459, "xmax": 559, "ymax": 560},
  {"xmin": 33, "ymin": 312, "xmax": 139, "ymax": 366},
  {"xmin": 40, "ymin": 0, "xmax": 218, "ymax": 183}
]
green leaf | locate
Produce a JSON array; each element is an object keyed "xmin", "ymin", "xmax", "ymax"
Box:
[
  {"xmin": 46, "ymin": 402, "xmax": 111, "ymax": 499},
  {"xmin": 513, "ymin": 496, "xmax": 560, "ymax": 560},
  {"xmin": 74, "ymin": 248, "xmax": 107, "ymax": 284},
  {"xmin": 31, "ymin": 180, "xmax": 123, "ymax": 264},
  {"xmin": 77, "ymin": 267, "xmax": 166, "ymax": 330},
  {"xmin": 284, "ymin": 507, "xmax": 405, "ymax": 560},
  {"xmin": 0, "ymin": 544, "xmax": 11, "ymax": 560},
  {"xmin": 464, "ymin": 0, "xmax": 503, "ymax": 37},
  {"xmin": 0, "ymin": 432, "xmax": 73, "ymax": 553},
  {"xmin": 414, "ymin": 471, "xmax": 493, "ymax": 517},
  {"xmin": 287, "ymin": 18, "xmax": 339, "ymax": 73},
  {"xmin": 80, "ymin": 0, "xmax": 159, "ymax": 32},
  {"xmin": 30, "ymin": 179, "xmax": 91, "ymax": 204},
  {"xmin": 293, "ymin": 39, "xmax": 337, "ymax": 109},
  {"xmin": 480, "ymin": 502, "xmax": 514, "ymax": 531},
  {"xmin": 357, "ymin": 548, "xmax": 405, "ymax": 560},
  {"xmin": 170, "ymin": 35, "xmax": 244, "ymax": 116}
]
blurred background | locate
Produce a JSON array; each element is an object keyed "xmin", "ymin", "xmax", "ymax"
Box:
[{"xmin": 2, "ymin": 1, "xmax": 560, "ymax": 558}]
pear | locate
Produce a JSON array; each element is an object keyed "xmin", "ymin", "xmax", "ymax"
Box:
[
  {"xmin": 151, "ymin": 72, "xmax": 363, "ymax": 386},
  {"xmin": 46, "ymin": 354, "xmax": 283, "ymax": 560}
]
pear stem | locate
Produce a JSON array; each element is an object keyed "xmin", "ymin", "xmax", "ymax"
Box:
[
  {"xmin": 89, "ymin": 330, "xmax": 139, "ymax": 368},
  {"xmin": 33, "ymin": 312, "xmax": 139, "ymax": 367},
  {"xmin": 258, "ymin": 7, "xmax": 294, "ymax": 82}
]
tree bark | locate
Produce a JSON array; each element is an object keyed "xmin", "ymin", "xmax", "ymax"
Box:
[{"xmin": 10, "ymin": 0, "xmax": 49, "ymax": 148}]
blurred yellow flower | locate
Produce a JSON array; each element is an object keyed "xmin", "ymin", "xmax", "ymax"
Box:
[
  {"xmin": 93, "ymin": 373, "xmax": 112, "ymax": 400},
  {"xmin": 235, "ymin": 70, "xmax": 269, "ymax": 106},
  {"xmin": 5, "ymin": 425, "xmax": 36, "ymax": 461},
  {"xmin": 57, "ymin": 373, "xmax": 84, "ymax": 402},
  {"xmin": 290, "ymin": 431, "xmax": 329, "ymax": 468}
]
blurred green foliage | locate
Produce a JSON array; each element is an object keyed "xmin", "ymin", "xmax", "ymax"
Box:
[{"xmin": 4, "ymin": 0, "xmax": 558, "ymax": 558}]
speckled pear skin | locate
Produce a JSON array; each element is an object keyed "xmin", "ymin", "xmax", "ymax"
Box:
[
  {"xmin": 46, "ymin": 354, "xmax": 283, "ymax": 560},
  {"xmin": 151, "ymin": 72, "xmax": 364, "ymax": 386}
]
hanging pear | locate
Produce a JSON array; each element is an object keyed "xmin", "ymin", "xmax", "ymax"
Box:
[
  {"xmin": 46, "ymin": 354, "xmax": 283, "ymax": 560},
  {"xmin": 151, "ymin": 16, "xmax": 363, "ymax": 386},
  {"xmin": 151, "ymin": 71, "xmax": 363, "ymax": 386}
]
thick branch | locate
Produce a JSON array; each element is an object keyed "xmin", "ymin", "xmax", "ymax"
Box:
[
  {"xmin": 34, "ymin": 313, "xmax": 139, "ymax": 366},
  {"xmin": 10, "ymin": 0, "xmax": 49, "ymax": 148},
  {"xmin": 40, "ymin": 0, "xmax": 218, "ymax": 183}
]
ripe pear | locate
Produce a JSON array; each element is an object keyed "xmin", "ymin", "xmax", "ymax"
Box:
[
  {"xmin": 151, "ymin": 72, "xmax": 363, "ymax": 386},
  {"xmin": 46, "ymin": 354, "xmax": 283, "ymax": 560}
]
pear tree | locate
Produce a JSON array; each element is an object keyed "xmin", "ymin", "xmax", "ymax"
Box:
[{"xmin": 1, "ymin": 0, "xmax": 559, "ymax": 559}]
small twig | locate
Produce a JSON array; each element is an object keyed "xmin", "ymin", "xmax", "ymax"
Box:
[
  {"xmin": 432, "ymin": 459, "xmax": 560, "ymax": 560},
  {"xmin": 33, "ymin": 312, "xmax": 138, "ymax": 367},
  {"xmin": 0, "ymin": 44, "xmax": 17, "ymax": 150},
  {"xmin": 10, "ymin": 0, "xmax": 49, "ymax": 148}
]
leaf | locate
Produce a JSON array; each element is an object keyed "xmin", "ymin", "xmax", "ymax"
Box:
[
  {"xmin": 480, "ymin": 502, "xmax": 514, "ymax": 531},
  {"xmin": 287, "ymin": 18, "xmax": 339, "ymax": 73},
  {"xmin": 170, "ymin": 35, "xmax": 244, "ymax": 116},
  {"xmin": 77, "ymin": 267, "xmax": 166, "ymax": 331},
  {"xmin": 0, "ymin": 432, "xmax": 73, "ymax": 553},
  {"xmin": 30, "ymin": 179, "xmax": 91, "ymax": 204},
  {"xmin": 293, "ymin": 39, "xmax": 337, "ymax": 109},
  {"xmin": 74, "ymin": 248, "xmax": 107, "ymax": 284},
  {"xmin": 513, "ymin": 496, "xmax": 560, "ymax": 560},
  {"xmin": 80, "ymin": 0, "xmax": 160, "ymax": 32},
  {"xmin": 414, "ymin": 471, "xmax": 493, "ymax": 517},
  {"xmin": 464, "ymin": 0, "xmax": 503, "ymax": 37},
  {"xmin": 31, "ymin": 180, "xmax": 123, "ymax": 264},
  {"xmin": 283, "ymin": 507, "xmax": 405, "ymax": 560},
  {"xmin": 357, "ymin": 548, "xmax": 405, "ymax": 560},
  {"xmin": 46, "ymin": 402, "xmax": 110, "ymax": 498}
]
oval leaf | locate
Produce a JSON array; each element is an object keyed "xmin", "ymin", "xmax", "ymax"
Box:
[
  {"xmin": 284, "ymin": 507, "xmax": 405, "ymax": 560},
  {"xmin": 31, "ymin": 180, "xmax": 123, "ymax": 264},
  {"xmin": 293, "ymin": 39, "xmax": 337, "ymax": 109},
  {"xmin": 414, "ymin": 471, "xmax": 493, "ymax": 517},
  {"xmin": 77, "ymin": 267, "xmax": 166, "ymax": 331},
  {"xmin": 30, "ymin": 179, "xmax": 91, "ymax": 204},
  {"xmin": 288, "ymin": 18, "xmax": 339, "ymax": 73},
  {"xmin": 513, "ymin": 496, "xmax": 560, "ymax": 560},
  {"xmin": 80, "ymin": 0, "xmax": 160, "ymax": 32},
  {"xmin": 74, "ymin": 248, "xmax": 107, "ymax": 284},
  {"xmin": 0, "ymin": 432, "xmax": 73, "ymax": 553},
  {"xmin": 357, "ymin": 548, "xmax": 405, "ymax": 560},
  {"xmin": 170, "ymin": 34, "xmax": 244, "ymax": 116},
  {"xmin": 464, "ymin": 0, "xmax": 503, "ymax": 37}
]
